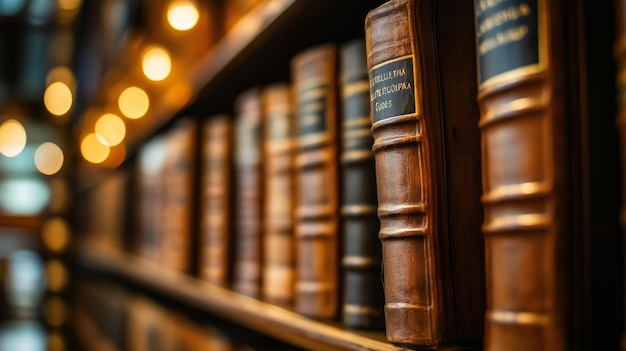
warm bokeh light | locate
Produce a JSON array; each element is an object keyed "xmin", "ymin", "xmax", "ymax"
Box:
[
  {"xmin": 118, "ymin": 86, "xmax": 149, "ymax": 119},
  {"xmin": 34, "ymin": 142, "xmax": 64, "ymax": 175},
  {"xmin": 95, "ymin": 113, "xmax": 125, "ymax": 146},
  {"xmin": 163, "ymin": 80, "xmax": 193, "ymax": 109},
  {"xmin": 57, "ymin": 0, "xmax": 82, "ymax": 11},
  {"xmin": 167, "ymin": 0, "xmax": 199, "ymax": 31},
  {"xmin": 45, "ymin": 259, "xmax": 68, "ymax": 292},
  {"xmin": 81, "ymin": 133, "xmax": 110, "ymax": 164},
  {"xmin": 142, "ymin": 46, "xmax": 171, "ymax": 81},
  {"xmin": 44, "ymin": 82, "xmax": 73, "ymax": 116},
  {"xmin": 41, "ymin": 217, "xmax": 71, "ymax": 252},
  {"xmin": 0, "ymin": 119, "xmax": 27, "ymax": 157}
]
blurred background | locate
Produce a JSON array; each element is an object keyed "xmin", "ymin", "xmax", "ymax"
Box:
[{"xmin": 0, "ymin": 0, "xmax": 203, "ymax": 349}]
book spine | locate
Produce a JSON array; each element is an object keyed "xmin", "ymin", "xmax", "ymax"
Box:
[
  {"xmin": 233, "ymin": 87, "xmax": 264, "ymax": 297},
  {"xmin": 161, "ymin": 119, "xmax": 196, "ymax": 272},
  {"xmin": 474, "ymin": 1, "xmax": 564, "ymax": 350},
  {"xmin": 339, "ymin": 38, "xmax": 384, "ymax": 329},
  {"xmin": 292, "ymin": 43, "xmax": 340, "ymax": 319},
  {"xmin": 200, "ymin": 115, "xmax": 233, "ymax": 286},
  {"xmin": 261, "ymin": 82, "xmax": 295, "ymax": 303},
  {"xmin": 137, "ymin": 136, "xmax": 167, "ymax": 262},
  {"xmin": 365, "ymin": 0, "xmax": 438, "ymax": 345}
]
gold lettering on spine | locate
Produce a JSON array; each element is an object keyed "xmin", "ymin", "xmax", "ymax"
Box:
[
  {"xmin": 369, "ymin": 66, "xmax": 411, "ymax": 113},
  {"xmin": 477, "ymin": 2, "xmax": 532, "ymax": 55}
]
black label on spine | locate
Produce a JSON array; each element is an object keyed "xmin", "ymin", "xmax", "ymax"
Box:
[
  {"xmin": 369, "ymin": 56, "xmax": 415, "ymax": 123},
  {"xmin": 475, "ymin": 0, "xmax": 539, "ymax": 86}
]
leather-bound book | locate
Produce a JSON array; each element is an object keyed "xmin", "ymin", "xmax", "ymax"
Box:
[
  {"xmin": 476, "ymin": 0, "xmax": 622, "ymax": 350},
  {"xmin": 366, "ymin": 0, "xmax": 485, "ymax": 347},
  {"xmin": 233, "ymin": 87, "xmax": 264, "ymax": 297},
  {"xmin": 291, "ymin": 43, "xmax": 340, "ymax": 319},
  {"xmin": 339, "ymin": 38, "xmax": 384, "ymax": 329},
  {"xmin": 199, "ymin": 114, "xmax": 233, "ymax": 286},
  {"xmin": 136, "ymin": 135, "xmax": 167, "ymax": 262},
  {"xmin": 161, "ymin": 117, "xmax": 198, "ymax": 272},
  {"xmin": 261, "ymin": 82, "xmax": 295, "ymax": 303}
]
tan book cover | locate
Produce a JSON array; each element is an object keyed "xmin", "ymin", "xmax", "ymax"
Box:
[
  {"xmin": 261, "ymin": 82, "xmax": 296, "ymax": 303},
  {"xmin": 199, "ymin": 115, "xmax": 233, "ymax": 286}
]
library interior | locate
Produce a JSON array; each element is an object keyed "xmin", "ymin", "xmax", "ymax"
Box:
[{"xmin": 0, "ymin": 0, "xmax": 624, "ymax": 350}]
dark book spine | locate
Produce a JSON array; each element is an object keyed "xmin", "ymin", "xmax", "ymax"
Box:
[
  {"xmin": 292, "ymin": 43, "xmax": 340, "ymax": 319},
  {"xmin": 339, "ymin": 38, "xmax": 384, "ymax": 329},
  {"xmin": 233, "ymin": 87, "xmax": 264, "ymax": 297}
]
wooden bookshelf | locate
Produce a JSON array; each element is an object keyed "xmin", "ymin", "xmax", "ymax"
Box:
[
  {"xmin": 75, "ymin": 0, "xmax": 380, "ymax": 193},
  {"xmin": 71, "ymin": 1, "xmax": 479, "ymax": 350},
  {"xmin": 75, "ymin": 239, "xmax": 396, "ymax": 351}
]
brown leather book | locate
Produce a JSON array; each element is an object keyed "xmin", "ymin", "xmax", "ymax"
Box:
[
  {"xmin": 261, "ymin": 82, "xmax": 295, "ymax": 303},
  {"xmin": 161, "ymin": 118, "xmax": 198, "ymax": 272},
  {"xmin": 291, "ymin": 43, "xmax": 340, "ymax": 319},
  {"xmin": 338, "ymin": 38, "xmax": 384, "ymax": 329},
  {"xmin": 199, "ymin": 114, "xmax": 233, "ymax": 286},
  {"xmin": 475, "ymin": 1, "xmax": 623, "ymax": 350},
  {"xmin": 365, "ymin": 0, "xmax": 484, "ymax": 347},
  {"xmin": 233, "ymin": 87, "xmax": 264, "ymax": 297}
]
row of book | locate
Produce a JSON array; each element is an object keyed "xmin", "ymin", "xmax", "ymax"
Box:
[
  {"xmin": 82, "ymin": 0, "xmax": 626, "ymax": 350},
  {"xmin": 86, "ymin": 36, "xmax": 387, "ymax": 330}
]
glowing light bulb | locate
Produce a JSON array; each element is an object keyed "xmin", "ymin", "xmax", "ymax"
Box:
[
  {"xmin": 0, "ymin": 119, "xmax": 27, "ymax": 157},
  {"xmin": 34, "ymin": 142, "xmax": 64, "ymax": 175},
  {"xmin": 142, "ymin": 46, "xmax": 171, "ymax": 81},
  {"xmin": 118, "ymin": 86, "xmax": 149, "ymax": 119},
  {"xmin": 167, "ymin": 0, "xmax": 199, "ymax": 31},
  {"xmin": 44, "ymin": 82, "xmax": 73, "ymax": 116}
]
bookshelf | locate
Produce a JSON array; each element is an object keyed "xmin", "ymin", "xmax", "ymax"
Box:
[
  {"xmin": 70, "ymin": 0, "xmax": 625, "ymax": 350},
  {"xmin": 76, "ymin": 239, "xmax": 394, "ymax": 351},
  {"xmin": 72, "ymin": 1, "xmax": 407, "ymax": 350}
]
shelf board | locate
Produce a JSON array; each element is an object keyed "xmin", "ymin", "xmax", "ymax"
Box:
[
  {"xmin": 75, "ymin": 239, "xmax": 396, "ymax": 351},
  {"xmin": 0, "ymin": 214, "xmax": 44, "ymax": 231}
]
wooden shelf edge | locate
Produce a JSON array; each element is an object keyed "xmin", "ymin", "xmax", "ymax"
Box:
[
  {"xmin": 74, "ymin": 238, "xmax": 396, "ymax": 351},
  {"xmin": 0, "ymin": 214, "xmax": 44, "ymax": 231}
]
